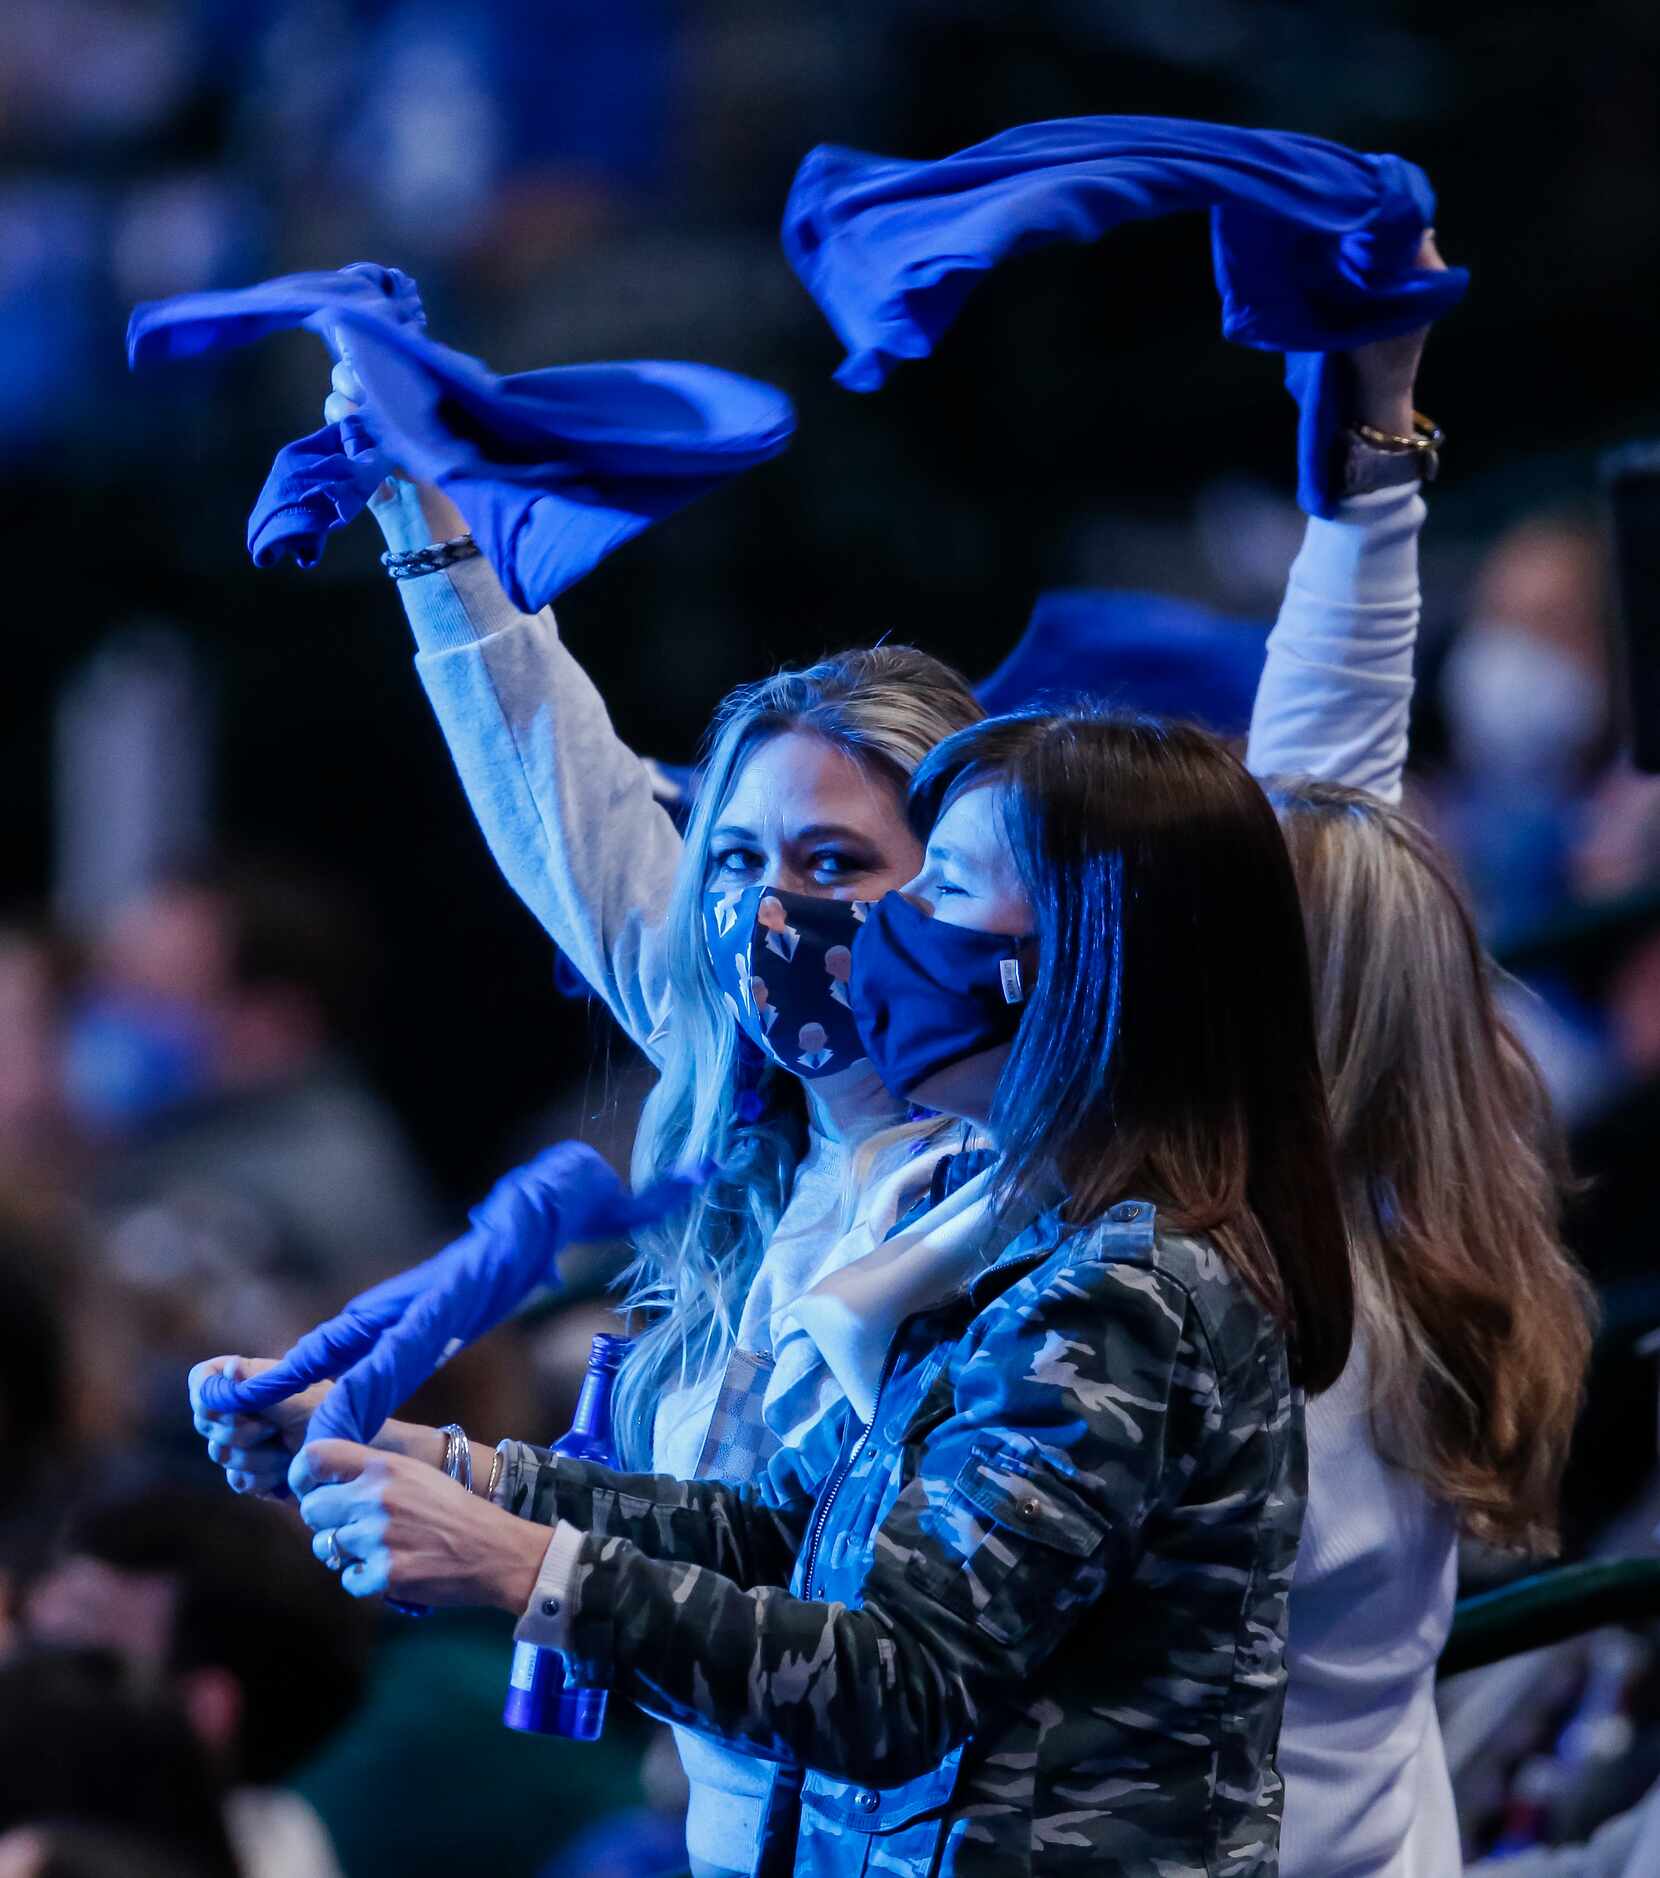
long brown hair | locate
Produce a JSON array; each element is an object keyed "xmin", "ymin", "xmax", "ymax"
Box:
[
  {"xmin": 1272, "ymin": 777, "xmax": 1595, "ymax": 1552},
  {"xmin": 910, "ymin": 712, "xmax": 1355, "ymax": 1393}
]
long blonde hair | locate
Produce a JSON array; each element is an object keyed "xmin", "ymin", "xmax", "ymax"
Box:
[
  {"xmin": 610, "ymin": 647, "xmax": 983, "ymax": 1467},
  {"xmin": 1272, "ymin": 778, "xmax": 1595, "ymax": 1551}
]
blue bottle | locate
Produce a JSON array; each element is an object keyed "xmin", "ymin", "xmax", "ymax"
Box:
[{"xmin": 503, "ymin": 1332, "xmax": 628, "ymax": 1740}]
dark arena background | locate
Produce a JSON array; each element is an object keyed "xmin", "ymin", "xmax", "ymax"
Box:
[{"xmin": 3, "ymin": 3, "xmax": 1660, "ymax": 1874}]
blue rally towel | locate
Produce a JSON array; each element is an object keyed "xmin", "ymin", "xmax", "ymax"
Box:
[
  {"xmin": 127, "ymin": 265, "xmax": 797, "ymax": 609},
  {"xmin": 194, "ymin": 1141, "xmax": 699, "ymax": 1450},
  {"xmin": 978, "ymin": 589, "xmax": 1269, "ymax": 736},
  {"xmin": 782, "ymin": 115, "xmax": 1468, "ymax": 515},
  {"xmin": 128, "ymin": 262, "xmax": 427, "ymax": 569},
  {"xmin": 331, "ymin": 307, "xmax": 797, "ymax": 614},
  {"xmin": 126, "ymin": 262, "xmax": 426, "ymax": 367},
  {"xmin": 246, "ymin": 414, "xmax": 394, "ymax": 570}
]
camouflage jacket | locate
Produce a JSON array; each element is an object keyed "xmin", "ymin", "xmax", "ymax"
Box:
[{"xmin": 501, "ymin": 1191, "xmax": 1305, "ymax": 1878}]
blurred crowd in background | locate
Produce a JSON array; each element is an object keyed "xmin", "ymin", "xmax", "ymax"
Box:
[{"xmin": 4, "ymin": 1, "xmax": 1660, "ymax": 1874}]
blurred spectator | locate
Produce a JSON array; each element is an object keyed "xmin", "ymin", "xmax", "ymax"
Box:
[
  {"xmin": 76, "ymin": 857, "xmax": 441, "ymax": 1289},
  {"xmin": 0, "ymin": 1647, "xmax": 237, "ymax": 1878},
  {"xmin": 58, "ymin": 859, "xmax": 443, "ymax": 1472},
  {"xmin": 0, "ymin": 1823, "xmax": 213, "ymax": 1878},
  {"xmin": 1438, "ymin": 513, "xmax": 1614, "ymax": 940},
  {"xmin": 1574, "ymin": 770, "xmax": 1660, "ymax": 906},
  {"xmin": 0, "ymin": 1204, "xmax": 76, "ymax": 1649},
  {"xmin": 24, "ymin": 1488, "xmax": 373, "ymax": 1878},
  {"xmin": 0, "ymin": 924, "xmax": 81, "ymax": 1202},
  {"xmin": 1564, "ymin": 908, "xmax": 1660, "ymax": 1294}
]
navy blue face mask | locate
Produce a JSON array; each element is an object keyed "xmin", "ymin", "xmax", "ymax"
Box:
[
  {"xmin": 703, "ymin": 884, "xmax": 869, "ymax": 1080},
  {"xmin": 849, "ymin": 891, "xmax": 1032, "ymax": 1101}
]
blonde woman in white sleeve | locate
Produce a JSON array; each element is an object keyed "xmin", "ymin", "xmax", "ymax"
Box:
[{"xmin": 276, "ymin": 315, "xmax": 1444, "ymax": 1878}]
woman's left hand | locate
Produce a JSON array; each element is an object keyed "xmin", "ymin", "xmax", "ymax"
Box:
[{"xmin": 292, "ymin": 1440, "xmax": 550, "ymax": 1611}]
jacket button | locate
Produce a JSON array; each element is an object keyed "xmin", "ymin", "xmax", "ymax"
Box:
[
  {"xmin": 855, "ymin": 1789, "xmax": 880, "ymax": 1812},
  {"xmin": 1019, "ymin": 1498, "xmax": 1042, "ymax": 1521},
  {"xmin": 541, "ymin": 1596, "xmax": 562, "ymax": 1617}
]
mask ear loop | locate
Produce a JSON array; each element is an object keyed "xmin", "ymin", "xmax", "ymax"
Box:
[{"xmin": 1002, "ymin": 932, "xmax": 1041, "ymax": 1006}]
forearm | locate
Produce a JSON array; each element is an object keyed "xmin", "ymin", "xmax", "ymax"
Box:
[
  {"xmin": 365, "ymin": 479, "xmax": 681, "ymax": 1051},
  {"xmin": 494, "ymin": 1442, "xmax": 810, "ymax": 1583},
  {"xmin": 1245, "ymin": 482, "xmax": 1424, "ymax": 804}
]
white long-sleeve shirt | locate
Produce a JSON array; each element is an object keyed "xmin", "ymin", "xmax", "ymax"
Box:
[
  {"xmin": 1249, "ymin": 490, "xmax": 1461, "ymax": 1878},
  {"xmin": 389, "ymin": 479, "xmax": 1448, "ymax": 1878},
  {"xmin": 1278, "ymin": 1343, "xmax": 1460, "ymax": 1878}
]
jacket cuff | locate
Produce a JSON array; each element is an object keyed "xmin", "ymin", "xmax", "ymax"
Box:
[
  {"xmin": 562, "ymin": 1531, "xmax": 627, "ymax": 1688},
  {"xmin": 512, "ymin": 1520, "xmax": 586, "ymax": 1650}
]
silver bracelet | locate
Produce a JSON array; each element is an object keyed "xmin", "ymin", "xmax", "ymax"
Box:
[
  {"xmin": 381, "ymin": 535, "xmax": 481, "ymax": 580},
  {"xmin": 439, "ymin": 1423, "xmax": 473, "ymax": 1493}
]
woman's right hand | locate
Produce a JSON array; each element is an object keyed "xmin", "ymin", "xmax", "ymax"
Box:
[
  {"xmin": 188, "ymin": 1355, "xmax": 329, "ymax": 1498},
  {"xmin": 323, "ymin": 357, "xmax": 471, "ymax": 547}
]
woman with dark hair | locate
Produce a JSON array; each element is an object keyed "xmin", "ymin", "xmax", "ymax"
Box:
[{"xmin": 285, "ymin": 706, "xmax": 1352, "ymax": 1877}]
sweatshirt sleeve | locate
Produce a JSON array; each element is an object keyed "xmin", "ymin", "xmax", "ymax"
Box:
[
  {"xmin": 1245, "ymin": 482, "xmax": 1426, "ymax": 806},
  {"xmin": 382, "ymin": 485, "xmax": 683, "ymax": 1055}
]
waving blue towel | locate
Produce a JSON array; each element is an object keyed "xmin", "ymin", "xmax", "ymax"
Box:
[
  {"xmin": 782, "ymin": 115, "xmax": 1468, "ymax": 515},
  {"xmin": 194, "ymin": 1141, "xmax": 698, "ymax": 1451},
  {"xmin": 126, "ymin": 262, "xmax": 425, "ymax": 368},
  {"xmin": 245, "ymin": 414, "xmax": 394, "ymax": 570},
  {"xmin": 128, "ymin": 264, "xmax": 796, "ymax": 609},
  {"xmin": 129, "ymin": 262, "xmax": 426, "ymax": 569},
  {"xmin": 331, "ymin": 307, "xmax": 797, "ymax": 614}
]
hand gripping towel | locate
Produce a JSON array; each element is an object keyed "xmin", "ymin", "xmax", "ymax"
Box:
[{"xmin": 782, "ymin": 115, "xmax": 1467, "ymax": 514}]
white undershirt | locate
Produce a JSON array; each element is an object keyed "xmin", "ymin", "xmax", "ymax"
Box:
[{"xmin": 1279, "ymin": 1341, "xmax": 1460, "ymax": 1878}]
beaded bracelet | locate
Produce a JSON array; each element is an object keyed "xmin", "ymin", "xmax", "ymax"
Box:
[{"xmin": 381, "ymin": 535, "xmax": 481, "ymax": 580}]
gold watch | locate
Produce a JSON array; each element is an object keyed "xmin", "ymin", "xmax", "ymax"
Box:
[{"xmin": 1341, "ymin": 410, "xmax": 1444, "ymax": 497}]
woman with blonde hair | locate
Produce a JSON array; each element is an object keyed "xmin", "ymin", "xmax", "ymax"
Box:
[{"xmin": 1266, "ymin": 775, "xmax": 1596, "ymax": 1878}]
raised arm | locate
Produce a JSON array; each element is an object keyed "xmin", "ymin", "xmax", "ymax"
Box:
[
  {"xmin": 1246, "ymin": 235, "xmax": 1447, "ymax": 806},
  {"xmin": 359, "ymin": 443, "xmax": 683, "ymax": 1055}
]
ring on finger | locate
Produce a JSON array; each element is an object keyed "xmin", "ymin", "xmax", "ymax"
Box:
[{"xmin": 324, "ymin": 1529, "xmax": 347, "ymax": 1573}]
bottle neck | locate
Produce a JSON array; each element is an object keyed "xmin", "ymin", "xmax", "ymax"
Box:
[
  {"xmin": 570, "ymin": 1364, "xmax": 616, "ymax": 1443},
  {"xmin": 552, "ymin": 1334, "xmax": 627, "ymax": 1465}
]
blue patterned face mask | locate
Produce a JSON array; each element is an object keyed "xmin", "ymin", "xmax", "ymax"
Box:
[{"xmin": 703, "ymin": 884, "xmax": 869, "ymax": 1080}]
